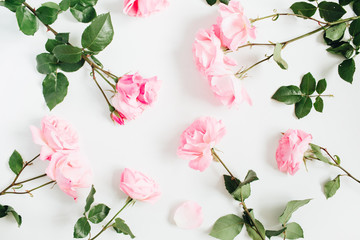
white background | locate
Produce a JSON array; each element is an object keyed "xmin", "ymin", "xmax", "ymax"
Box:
[{"xmin": 1, "ymin": 0, "xmax": 360, "ymax": 239}]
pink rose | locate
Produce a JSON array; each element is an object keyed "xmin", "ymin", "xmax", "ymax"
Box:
[
  {"xmin": 216, "ymin": 0, "xmax": 256, "ymax": 51},
  {"xmin": 177, "ymin": 117, "xmax": 226, "ymax": 172},
  {"xmin": 276, "ymin": 129, "xmax": 313, "ymax": 175},
  {"xmin": 111, "ymin": 111, "xmax": 125, "ymax": 125},
  {"xmin": 119, "ymin": 168, "xmax": 161, "ymax": 203},
  {"xmin": 30, "ymin": 116, "xmax": 79, "ymax": 161},
  {"xmin": 111, "ymin": 73, "xmax": 161, "ymax": 123},
  {"xmin": 174, "ymin": 201, "xmax": 203, "ymax": 229},
  {"xmin": 123, "ymin": 0, "xmax": 169, "ymax": 17},
  {"xmin": 46, "ymin": 152, "xmax": 92, "ymax": 200}
]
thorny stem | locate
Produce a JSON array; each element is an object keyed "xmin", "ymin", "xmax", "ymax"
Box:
[
  {"xmin": 94, "ymin": 68, "xmax": 116, "ymax": 90},
  {"xmin": 90, "ymin": 198, "xmax": 134, "ymax": 240},
  {"xmin": 320, "ymin": 147, "xmax": 360, "ymax": 184},
  {"xmin": 235, "ymin": 54, "xmax": 273, "ymax": 78},
  {"xmin": 211, "ymin": 148, "xmax": 235, "ymax": 179},
  {"xmin": 3, "ymin": 181, "xmax": 55, "ymax": 196},
  {"xmin": 15, "ymin": 174, "xmax": 47, "ymax": 185},
  {"xmin": 0, "ymin": 154, "xmax": 40, "ymax": 195},
  {"xmin": 91, "ymin": 68, "xmax": 112, "ymax": 108},
  {"xmin": 250, "ymin": 12, "xmax": 328, "ymax": 25}
]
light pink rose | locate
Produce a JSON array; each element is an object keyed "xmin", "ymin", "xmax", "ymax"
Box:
[
  {"xmin": 216, "ymin": 0, "xmax": 256, "ymax": 51},
  {"xmin": 120, "ymin": 168, "xmax": 161, "ymax": 203},
  {"xmin": 30, "ymin": 116, "xmax": 79, "ymax": 161},
  {"xmin": 174, "ymin": 201, "xmax": 203, "ymax": 229},
  {"xmin": 177, "ymin": 117, "xmax": 226, "ymax": 172},
  {"xmin": 123, "ymin": 0, "xmax": 169, "ymax": 17},
  {"xmin": 46, "ymin": 152, "xmax": 92, "ymax": 200},
  {"xmin": 111, "ymin": 73, "xmax": 161, "ymax": 123},
  {"xmin": 276, "ymin": 129, "xmax": 313, "ymax": 175}
]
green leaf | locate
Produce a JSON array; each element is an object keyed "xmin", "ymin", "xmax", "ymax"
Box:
[
  {"xmin": 265, "ymin": 228, "xmax": 287, "ymax": 239},
  {"xmin": 113, "ymin": 218, "xmax": 135, "ymax": 239},
  {"xmin": 84, "ymin": 185, "xmax": 96, "ymax": 213},
  {"xmin": 45, "ymin": 39, "xmax": 64, "ymax": 53},
  {"xmin": 59, "ymin": 59, "xmax": 85, "ymax": 72},
  {"xmin": 290, "ymin": 2, "xmax": 317, "ymax": 17},
  {"xmin": 349, "ymin": 19, "xmax": 360, "ymax": 37},
  {"xmin": 338, "ymin": 58, "xmax": 356, "ymax": 83},
  {"xmin": 300, "ymin": 72, "xmax": 316, "ymax": 95},
  {"xmin": 70, "ymin": 4, "xmax": 96, "ymax": 23},
  {"xmin": 239, "ymin": 170, "xmax": 259, "ymax": 188},
  {"xmin": 316, "ymin": 79, "xmax": 327, "ymax": 94},
  {"xmin": 273, "ymin": 43, "xmax": 288, "ymax": 70},
  {"xmin": 206, "ymin": 0, "xmax": 217, "ymax": 5},
  {"xmin": 245, "ymin": 219, "xmax": 266, "ymax": 240},
  {"xmin": 324, "ymin": 175, "xmax": 341, "ymax": 199},
  {"xmin": 325, "ymin": 23, "xmax": 346, "ymax": 41},
  {"xmin": 318, "ymin": 1, "xmax": 346, "ymax": 22},
  {"xmin": 219, "ymin": 0, "xmax": 229, "ymax": 4},
  {"xmin": 53, "ymin": 45, "xmax": 83, "ymax": 63},
  {"xmin": 59, "ymin": 0, "xmax": 70, "ymax": 11},
  {"xmin": 81, "ymin": 0, "xmax": 98, "ymax": 6},
  {"xmin": 281, "ymin": 222, "xmax": 304, "ymax": 239},
  {"xmin": 36, "ymin": 53, "xmax": 58, "ymax": 74},
  {"xmin": 309, "ymin": 143, "xmax": 331, "ymax": 163},
  {"xmin": 353, "ymin": 33, "xmax": 360, "ymax": 46},
  {"xmin": 334, "ymin": 155, "xmax": 341, "ymax": 164},
  {"xmin": 210, "ymin": 214, "xmax": 244, "ymax": 240},
  {"xmin": 0, "ymin": 205, "xmax": 7, "ymax": 218},
  {"xmin": 272, "ymin": 86, "xmax": 303, "ymax": 105},
  {"xmin": 41, "ymin": 2, "xmax": 60, "ymax": 10},
  {"xmin": 295, "ymin": 97, "xmax": 312, "ymax": 119},
  {"xmin": 81, "ymin": 13, "xmax": 114, "ymax": 52},
  {"xmin": 42, "ymin": 72, "xmax": 69, "ymax": 110},
  {"xmin": 16, "ymin": 6, "xmax": 38, "ymax": 36},
  {"xmin": 35, "ymin": 6, "xmax": 59, "ymax": 25},
  {"xmin": 279, "ymin": 199, "xmax": 311, "ymax": 225},
  {"xmin": 90, "ymin": 55, "xmax": 103, "ymax": 67},
  {"xmin": 2, "ymin": 0, "xmax": 24, "ymax": 12},
  {"xmin": 314, "ymin": 96, "xmax": 324, "ymax": 112},
  {"xmin": 55, "ymin": 33, "xmax": 69, "ymax": 43},
  {"xmin": 232, "ymin": 183, "xmax": 251, "ymax": 201},
  {"xmin": 353, "ymin": 0, "xmax": 360, "ymax": 15},
  {"xmin": 6, "ymin": 206, "xmax": 22, "ymax": 227},
  {"xmin": 339, "ymin": 0, "xmax": 353, "ymax": 6},
  {"xmin": 9, "ymin": 150, "xmax": 23, "ymax": 175},
  {"xmin": 326, "ymin": 42, "xmax": 354, "ymax": 59},
  {"xmin": 73, "ymin": 217, "xmax": 91, "ymax": 238},
  {"xmin": 88, "ymin": 204, "xmax": 110, "ymax": 224},
  {"xmin": 223, "ymin": 175, "xmax": 240, "ymax": 195}
]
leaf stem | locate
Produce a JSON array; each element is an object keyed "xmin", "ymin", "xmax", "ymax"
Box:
[
  {"xmin": 94, "ymin": 68, "xmax": 116, "ymax": 90},
  {"xmin": 241, "ymin": 202, "xmax": 265, "ymax": 240},
  {"xmin": 250, "ymin": 13, "xmax": 328, "ymax": 25},
  {"xmin": 3, "ymin": 180, "xmax": 55, "ymax": 195},
  {"xmin": 235, "ymin": 54, "xmax": 273, "ymax": 78},
  {"xmin": 91, "ymin": 68, "xmax": 113, "ymax": 108},
  {"xmin": 211, "ymin": 148, "xmax": 235, "ymax": 179},
  {"xmin": 90, "ymin": 198, "xmax": 133, "ymax": 240},
  {"xmin": 309, "ymin": 94, "xmax": 334, "ymax": 98}
]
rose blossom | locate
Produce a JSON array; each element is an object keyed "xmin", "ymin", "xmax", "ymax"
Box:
[
  {"xmin": 30, "ymin": 116, "xmax": 79, "ymax": 161},
  {"xmin": 123, "ymin": 0, "xmax": 169, "ymax": 17},
  {"xmin": 276, "ymin": 129, "xmax": 313, "ymax": 175},
  {"xmin": 120, "ymin": 168, "xmax": 161, "ymax": 203},
  {"xmin": 173, "ymin": 201, "xmax": 203, "ymax": 229},
  {"xmin": 111, "ymin": 73, "xmax": 161, "ymax": 124},
  {"xmin": 177, "ymin": 117, "xmax": 226, "ymax": 172},
  {"xmin": 216, "ymin": 0, "xmax": 256, "ymax": 51},
  {"xmin": 46, "ymin": 152, "xmax": 92, "ymax": 200}
]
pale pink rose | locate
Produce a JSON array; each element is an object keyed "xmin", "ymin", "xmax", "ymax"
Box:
[
  {"xmin": 111, "ymin": 73, "xmax": 161, "ymax": 123},
  {"xmin": 46, "ymin": 152, "xmax": 92, "ymax": 200},
  {"xmin": 177, "ymin": 117, "xmax": 226, "ymax": 172},
  {"xmin": 276, "ymin": 129, "xmax": 313, "ymax": 175},
  {"xmin": 30, "ymin": 116, "xmax": 79, "ymax": 161},
  {"xmin": 216, "ymin": 0, "xmax": 256, "ymax": 51},
  {"xmin": 174, "ymin": 201, "xmax": 203, "ymax": 229},
  {"xmin": 120, "ymin": 168, "xmax": 161, "ymax": 203},
  {"xmin": 123, "ymin": 0, "xmax": 169, "ymax": 17}
]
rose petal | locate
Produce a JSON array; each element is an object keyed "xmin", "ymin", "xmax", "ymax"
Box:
[{"xmin": 174, "ymin": 201, "xmax": 203, "ymax": 229}]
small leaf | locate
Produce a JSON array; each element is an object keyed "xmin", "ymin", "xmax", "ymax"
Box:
[
  {"xmin": 42, "ymin": 72, "xmax": 69, "ymax": 110},
  {"xmin": 325, "ymin": 23, "xmax": 346, "ymax": 41},
  {"xmin": 290, "ymin": 2, "xmax": 317, "ymax": 17},
  {"xmin": 273, "ymin": 43, "xmax": 288, "ymax": 70},
  {"xmin": 55, "ymin": 33, "xmax": 69, "ymax": 43},
  {"xmin": 36, "ymin": 53, "xmax": 58, "ymax": 74},
  {"xmin": 84, "ymin": 185, "xmax": 96, "ymax": 213},
  {"xmin": 9, "ymin": 150, "xmax": 23, "ymax": 175},
  {"xmin": 353, "ymin": 33, "xmax": 360, "ymax": 46},
  {"xmin": 245, "ymin": 219, "xmax": 266, "ymax": 240},
  {"xmin": 41, "ymin": 2, "xmax": 60, "ymax": 10},
  {"xmin": 314, "ymin": 96, "xmax": 324, "ymax": 112},
  {"xmin": 73, "ymin": 217, "xmax": 91, "ymax": 238},
  {"xmin": 338, "ymin": 58, "xmax": 356, "ymax": 83},
  {"xmin": 349, "ymin": 19, "xmax": 360, "ymax": 37},
  {"xmin": 300, "ymin": 72, "xmax": 316, "ymax": 95},
  {"xmin": 53, "ymin": 45, "xmax": 83, "ymax": 63},
  {"xmin": 353, "ymin": 0, "xmax": 360, "ymax": 15},
  {"xmin": 239, "ymin": 170, "xmax": 259, "ymax": 188},
  {"xmin": 316, "ymin": 79, "xmax": 327, "ymax": 94},
  {"xmin": 45, "ymin": 39, "xmax": 64, "ymax": 53},
  {"xmin": 318, "ymin": 1, "xmax": 346, "ymax": 22},
  {"xmin": 272, "ymin": 86, "xmax": 303, "ymax": 105},
  {"xmin": 59, "ymin": 59, "xmax": 85, "ymax": 72},
  {"xmin": 265, "ymin": 228, "xmax": 287, "ymax": 239},
  {"xmin": 279, "ymin": 199, "xmax": 311, "ymax": 225},
  {"xmin": 90, "ymin": 55, "xmax": 103, "ymax": 67},
  {"xmin": 309, "ymin": 144, "xmax": 331, "ymax": 163},
  {"xmin": 210, "ymin": 214, "xmax": 244, "ymax": 240},
  {"xmin": 295, "ymin": 97, "xmax": 312, "ymax": 119},
  {"xmin": 70, "ymin": 4, "xmax": 96, "ymax": 23},
  {"xmin": 81, "ymin": 13, "xmax": 114, "ymax": 52},
  {"xmin": 232, "ymin": 183, "xmax": 251, "ymax": 201},
  {"xmin": 223, "ymin": 175, "xmax": 240, "ymax": 195},
  {"xmin": 113, "ymin": 218, "xmax": 135, "ymax": 239},
  {"xmin": 35, "ymin": 5, "xmax": 59, "ymax": 25},
  {"xmin": 6, "ymin": 206, "xmax": 22, "ymax": 227},
  {"xmin": 59, "ymin": 0, "xmax": 70, "ymax": 11},
  {"xmin": 326, "ymin": 42, "xmax": 354, "ymax": 59},
  {"xmin": 0, "ymin": 205, "xmax": 8, "ymax": 218},
  {"xmin": 206, "ymin": 0, "xmax": 217, "ymax": 6},
  {"xmin": 2, "ymin": 0, "xmax": 24, "ymax": 12},
  {"xmin": 339, "ymin": 0, "xmax": 353, "ymax": 6},
  {"xmin": 281, "ymin": 222, "xmax": 304, "ymax": 239},
  {"xmin": 81, "ymin": 0, "xmax": 98, "ymax": 6},
  {"xmin": 88, "ymin": 204, "xmax": 110, "ymax": 224},
  {"xmin": 16, "ymin": 6, "xmax": 38, "ymax": 35},
  {"xmin": 219, "ymin": 0, "xmax": 229, "ymax": 4},
  {"xmin": 334, "ymin": 155, "xmax": 341, "ymax": 164},
  {"xmin": 324, "ymin": 175, "xmax": 341, "ymax": 199}
]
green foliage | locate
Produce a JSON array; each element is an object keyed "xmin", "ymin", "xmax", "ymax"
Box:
[
  {"xmin": 9, "ymin": 150, "xmax": 23, "ymax": 175},
  {"xmin": 274, "ymin": 43, "xmax": 288, "ymax": 70},
  {"xmin": 16, "ymin": 6, "xmax": 38, "ymax": 35},
  {"xmin": 339, "ymin": 0, "xmax": 353, "ymax": 6},
  {"xmin": 55, "ymin": 33, "xmax": 69, "ymax": 43},
  {"xmin": 309, "ymin": 143, "xmax": 331, "ymax": 163},
  {"xmin": 210, "ymin": 214, "xmax": 244, "ymax": 240},
  {"xmin": 35, "ymin": 4, "xmax": 60, "ymax": 25},
  {"xmin": 0, "ymin": 205, "xmax": 22, "ymax": 227},
  {"xmin": 324, "ymin": 175, "xmax": 341, "ymax": 198},
  {"xmin": 265, "ymin": 228, "xmax": 287, "ymax": 239},
  {"xmin": 316, "ymin": 79, "xmax": 327, "ymax": 94},
  {"xmin": 223, "ymin": 175, "xmax": 240, "ymax": 195},
  {"xmin": 206, "ymin": 0, "xmax": 217, "ymax": 5},
  {"xmin": 88, "ymin": 204, "xmax": 110, "ymax": 224},
  {"xmin": 353, "ymin": 0, "xmax": 360, "ymax": 15},
  {"xmin": 325, "ymin": 23, "xmax": 346, "ymax": 41},
  {"xmin": 326, "ymin": 42, "xmax": 354, "ymax": 59},
  {"xmin": 318, "ymin": 1, "xmax": 346, "ymax": 22},
  {"xmin": 295, "ymin": 96, "xmax": 312, "ymax": 119},
  {"xmin": 45, "ymin": 39, "xmax": 64, "ymax": 53},
  {"xmin": 281, "ymin": 222, "xmax": 304, "ymax": 239},
  {"xmin": 113, "ymin": 218, "xmax": 135, "ymax": 238},
  {"xmin": 290, "ymin": 2, "xmax": 317, "ymax": 17},
  {"xmin": 338, "ymin": 58, "xmax": 356, "ymax": 83},
  {"xmin": 232, "ymin": 183, "xmax": 251, "ymax": 201},
  {"xmin": 59, "ymin": 0, "xmax": 70, "ymax": 11},
  {"xmin": 36, "ymin": 53, "xmax": 58, "ymax": 74},
  {"xmin": 279, "ymin": 199, "xmax": 311, "ymax": 225},
  {"xmin": 245, "ymin": 219, "xmax": 266, "ymax": 240},
  {"xmin": 272, "ymin": 86, "xmax": 302, "ymax": 105},
  {"xmin": 300, "ymin": 72, "xmax": 316, "ymax": 95},
  {"xmin": 314, "ymin": 96, "xmax": 324, "ymax": 112},
  {"xmin": 59, "ymin": 59, "xmax": 85, "ymax": 72},
  {"xmin": 73, "ymin": 217, "xmax": 91, "ymax": 238},
  {"xmin": 53, "ymin": 45, "xmax": 83, "ymax": 63},
  {"xmin": 70, "ymin": 4, "xmax": 97, "ymax": 23},
  {"xmin": 42, "ymin": 72, "xmax": 69, "ymax": 110},
  {"xmin": 224, "ymin": 171, "xmax": 257, "ymax": 201},
  {"xmin": 85, "ymin": 185, "xmax": 96, "ymax": 213},
  {"xmin": 1, "ymin": 0, "xmax": 24, "ymax": 12}
]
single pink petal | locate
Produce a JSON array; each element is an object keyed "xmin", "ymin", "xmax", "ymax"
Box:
[
  {"xmin": 30, "ymin": 126, "xmax": 46, "ymax": 146},
  {"xmin": 174, "ymin": 201, "xmax": 203, "ymax": 229}
]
